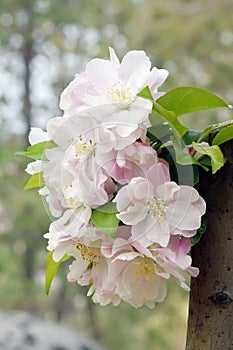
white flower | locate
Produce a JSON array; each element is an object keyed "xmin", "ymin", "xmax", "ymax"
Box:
[{"xmin": 59, "ymin": 48, "xmax": 168, "ymax": 139}]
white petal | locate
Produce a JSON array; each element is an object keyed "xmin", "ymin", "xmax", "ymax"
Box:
[
  {"xmin": 29, "ymin": 127, "xmax": 50, "ymax": 145},
  {"xmin": 25, "ymin": 160, "xmax": 43, "ymax": 174},
  {"xmin": 119, "ymin": 50, "xmax": 151, "ymax": 88},
  {"xmin": 109, "ymin": 47, "xmax": 120, "ymax": 64},
  {"xmin": 86, "ymin": 58, "xmax": 117, "ymax": 89},
  {"xmin": 147, "ymin": 67, "xmax": 169, "ymax": 93}
]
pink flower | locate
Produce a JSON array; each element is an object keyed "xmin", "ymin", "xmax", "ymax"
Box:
[
  {"xmin": 101, "ymin": 141, "xmax": 160, "ymax": 184},
  {"xmin": 114, "ymin": 168, "xmax": 206, "ymax": 247},
  {"xmin": 101, "ymin": 233, "xmax": 169, "ymax": 308},
  {"xmin": 148, "ymin": 236, "xmax": 199, "ymax": 290}
]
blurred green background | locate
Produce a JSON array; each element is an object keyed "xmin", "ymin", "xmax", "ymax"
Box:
[{"xmin": 0, "ymin": 1, "xmax": 232, "ymax": 349}]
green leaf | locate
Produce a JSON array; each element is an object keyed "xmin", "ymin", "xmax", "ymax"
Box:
[
  {"xmin": 91, "ymin": 206, "xmax": 119, "ymax": 238},
  {"xmin": 94, "ymin": 202, "xmax": 118, "ymax": 214},
  {"xmin": 212, "ymin": 125, "xmax": 233, "ymax": 145},
  {"xmin": 191, "ymin": 218, "xmax": 207, "ymax": 246},
  {"xmin": 45, "ymin": 251, "xmax": 70, "ymax": 295},
  {"xmin": 139, "ymin": 86, "xmax": 188, "ymax": 138},
  {"xmin": 15, "ymin": 141, "xmax": 57, "ymax": 161},
  {"xmin": 182, "ymin": 129, "xmax": 203, "ymax": 145},
  {"xmin": 198, "ymin": 119, "xmax": 233, "ymax": 143},
  {"xmin": 156, "ymin": 87, "xmax": 228, "ymax": 117},
  {"xmin": 24, "ymin": 172, "xmax": 44, "ymax": 190},
  {"xmin": 192, "ymin": 142, "xmax": 225, "ymax": 174},
  {"xmin": 137, "ymin": 86, "xmax": 153, "ymax": 100}
]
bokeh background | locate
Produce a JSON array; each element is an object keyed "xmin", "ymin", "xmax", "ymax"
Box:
[{"xmin": 0, "ymin": 1, "xmax": 232, "ymax": 349}]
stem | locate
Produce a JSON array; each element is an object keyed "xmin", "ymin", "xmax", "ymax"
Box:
[{"xmin": 153, "ymin": 101, "xmax": 188, "ymax": 138}]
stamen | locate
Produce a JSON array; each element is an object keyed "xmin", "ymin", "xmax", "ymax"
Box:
[
  {"xmin": 65, "ymin": 198, "xmax": 81, "ymax": 210},
  {"xmin": 108, "ymin": 81, "xmax": 135, "ymax": 104},
  {"xmin": 76, "ymin": 242, "xmax": 100, "ymax": 266},
  {"xmin": 134, "ymin": 257, "xmax": 156, "ymax": 281},
  {"xmin": 70, "ymin": 135, "xmax": 95, "ymax": 159},
  {"xmin": 147, "ymin": 196, "xmax": 168, "ymax": 222}
]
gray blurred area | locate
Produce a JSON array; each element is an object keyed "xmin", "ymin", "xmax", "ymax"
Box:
[{"xmin": 0, "ymin": 311, "xmax": 106, "ymax": 350}]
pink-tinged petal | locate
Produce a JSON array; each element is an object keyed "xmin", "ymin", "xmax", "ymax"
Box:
[
  {"xmin": 132, "ymin": 215, "xmax": 170, "ymax": 247},
  {"xmin": 167, "ymin": 204, "xmax": 202, "ymax": 231},
  {"xmin": 156, "ymin": 181, "xmax": 180, "ymax": 202},
  {"xmin": 187, "ymin": 266, "xmax": 199, "ymax": 277},
  {"xmin": 133, "ymin": 178, "xmax": 150, "ymax": 200},
  {"xmin": 67, "ymin": 258, "xmax": 89, "ymax": 282},
  {"xmin": 113, "ymin": 251, "xmax": 142, "ymax": 262},
  {"xmin": 193, "ymin": 196, "xmax": 206, "ymax": 216},
  {"xmin": 168, "ymin": 236, "xmax": 191, "ymax": 256},
  {"xmin": 52, "ymin": 240, "xmax": 74, "ymax": 262},
  {"xmin": 115, "ymin": 123, "xmax": 138, "ymax": 137},
  {"xmin": 174, "ymin": 229, "xmax": 197, "ymax": 238},
  {"xmin": 146, "ymin": 67, "xmax": 169, "ymax": 94},
  {"xmin": 117, "ymin": 202, "xmax": 148, "ymax": 226},
  {"xmin": 146, "ymin": 162, "xmax": 170, "ymax": 188},
  {"xmin": 174, "ymin": 185, "xmax": 200, "ymax": 203},
  {"xmin": 152, "ymin": 92, "xmax": 166, "ymax": 100},
  {"xmin": 119, "ymin": 50, "xmax": 151, "ymax": 88}
]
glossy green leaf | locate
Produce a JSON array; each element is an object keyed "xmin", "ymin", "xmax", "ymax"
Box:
[
  {"xmin": 182, "ymin": 129, "xmax": 203, "ymax": 145},
  {"xmin": 212, "ymin": 125, "xmax": 233, "ymax": 145},
  {"xmin": 137, "ymin": 86, "xmax": 153, "ymax": 100},
  {"xmin": 91, "ymin": 208, "xmax": 119, "ymax": 238},
  {"xmin": 198, "ymin": 119, "xmax": 233, "ymax": 143},
  {"xmin": 156, "ymin": 87, "xmax": 228, "ymax": 117},
  {"xmin": 24, "ymin": 172, "xmax": 44, "ymax": 190},
  {"xmin": 15, "ymin": 141, "xmax": 57, "ymax": 160},
  {"xmin": 138, "ymin": 86, "xmax": 188, "ymax": 138},
  {"xmin": 192, "ymin": 142, "xmax": 224, "ymax": 174},
  {"xmin": 45, "ymin": 251, "xmax": 70, "ymax": 295}
]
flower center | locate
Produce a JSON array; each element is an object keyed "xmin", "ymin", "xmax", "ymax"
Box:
[
  {"xmin": 108, "ymin": 81, "xmax": 135, "ymax": 104},
  {"xmin": 76, "ymin": 242, "xmax": 100, "ymax": 266},
  {"xmin": 70, "ymin": 135, "xmax": 95, "ymax": 160},
  {"xmin": 130, "ymin": 156, "xmax": 140, "ymax": 165},
  {"xmin": 135, "ymin": 257, "xmax": 155, "ymax": 281},
  {"xmin": 65, "ymin": 198, "xmax": 82, "ymax": 210},
  {"xmin": 147, "ymin": 196, "xmax": 167, "ymax": 222}
]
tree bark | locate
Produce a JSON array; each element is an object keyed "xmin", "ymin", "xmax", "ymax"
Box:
[{"xmin": 186, "ymin": 140, "xmax": 233, "ymax": 350}]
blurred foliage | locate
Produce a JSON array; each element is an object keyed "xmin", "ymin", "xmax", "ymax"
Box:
[{"xmin": 0, "ymin": 0, "xmax": 232, "ymax": 349}]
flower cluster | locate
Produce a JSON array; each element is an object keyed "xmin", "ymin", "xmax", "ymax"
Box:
[{"xmin": 26, "ymin": 49, "xmax": 206, "ymax": 308}]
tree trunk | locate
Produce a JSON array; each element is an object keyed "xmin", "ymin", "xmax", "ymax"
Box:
[
  {"xmin": 186, "ymin": 140, "xmax": 233, "ymax": 350},
  {"xmin": 22, "ymin": 38, "xmax": 34, "ymax": 143}
]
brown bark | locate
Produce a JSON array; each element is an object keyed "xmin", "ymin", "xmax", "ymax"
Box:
[{"xmin": 186, "ymin": 141, "xmax": 233, "ymax": 350}]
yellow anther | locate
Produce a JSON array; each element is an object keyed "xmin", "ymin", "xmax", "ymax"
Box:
[
  {"xmin": 76, "ymin": 242, "xmax": 100, "ymax": 266},
  {"xmin": 108, "ymin": 81, "xmax": 135, "ymax": 104},
  {"xmin": 65, "ymin": 198, "xmax": 81, "ymax": 210},
  {"xmin": 147, "ymin": 196, "xmax": 167, "ymax": 222}
]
